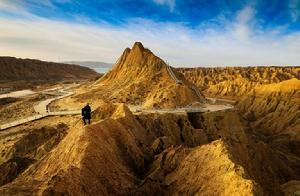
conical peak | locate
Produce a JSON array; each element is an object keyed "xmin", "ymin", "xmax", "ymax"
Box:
[
  {"xmin": 117, "ymin": 47, "xmax": 131, "ymax": 65},
  {"xmin": 132, "ymin": 42, "xmax": 144, "ymax": 51},
  {"xmin": 124, "ymin": 47, "xmax": 131, "ymax": 53},
  {"xmin": 114, "ymin": 41, "xmax": 166, "ymax": 72}
]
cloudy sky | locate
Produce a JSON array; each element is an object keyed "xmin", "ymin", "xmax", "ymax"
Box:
[{"xmin": 0, "ymin": 0, "xmax": 299, "ymax": 67}]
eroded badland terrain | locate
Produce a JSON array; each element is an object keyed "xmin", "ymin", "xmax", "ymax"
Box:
[{"xmin": 0, "ymin": 42, "xmax": 299, "ymax": 195}]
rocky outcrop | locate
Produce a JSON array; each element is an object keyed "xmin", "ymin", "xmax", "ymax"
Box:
[
  {"xmin": 0, "ymin": 124, "xmax": 68, "ymax": 186},
  {"xmin": 237, "ymin": 78, "xmax": 300, "ymax": 135},
  {"xmin": 177, "ymin": 67, "xmax": 299, "ymax": 98},
  {"xmin": 0, "ymin": 103, "xmax": 204, "ymax": 195},
  {"xmin": 75, "ymin": 42, "xmax": 205, "ymax": 108},
  {"xmin": 138, "ymin": 140, "xmax": 263, "ymax": 195},
  {"xmin": 1, "ymin": 103, "xmax": 298, "ymax": 195}
]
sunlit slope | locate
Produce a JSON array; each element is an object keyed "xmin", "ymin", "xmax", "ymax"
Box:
[{"xmin": 75, "ymin": 42, "xmax": 205, "ymax": 108}]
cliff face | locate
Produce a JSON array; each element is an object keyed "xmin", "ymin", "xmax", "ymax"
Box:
[
  {"xmin": 177, "ymin": 66, "xmax": 300, "ymax": 135},
  {"xmin": 76, "ymin": 42, "xmax": 205, "ymax": 108},
  {"xmin": 236, "ymin": 79, "xmax": 300, "ymax": 195},
  {"xmin": 237, "ymin": 78, "xmax": 300, "ymax": 135},
  {"xmin": 175, "ymin": 67, "xmax": 300, "ymax": 194},
  {"xmin": 177, "ymin": 67, "xmax": 299, "ymax": 98},
  {"xmin": 0, "ymin": 57, "xmax": 100, "ymax": 82}
]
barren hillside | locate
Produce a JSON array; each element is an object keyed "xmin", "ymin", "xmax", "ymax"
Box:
[
  {"xmin": 1, "ymin": 102, "xmax": 299, "ymax": 195},
  {"xmin": 177, "ymin": 67, "xmax": 300, "ymax": 98},
  {"xmin": 0, "ymin": 57, "xmax": 100, "ymax": 90},
  {"xmin": 237, "ymin": 78, "xmax": 300, "ymax": 135},
  {"xmin": 62, "ymin": 42, "xmax": 205, "ymax": 109}
]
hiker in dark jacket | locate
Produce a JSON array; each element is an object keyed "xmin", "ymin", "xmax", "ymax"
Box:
[{"xmin": 82, "ymin": 103, "xmax": 91, "ymax": 125}]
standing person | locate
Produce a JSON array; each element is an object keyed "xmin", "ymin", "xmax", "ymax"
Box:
[{"xmin": 82, "ymin": 103, "xmax": 91, "ymax": 125}]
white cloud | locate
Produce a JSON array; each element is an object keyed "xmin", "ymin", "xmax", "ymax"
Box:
[
  {"xmin": 236, "ymin": 5, "xmax": 254, "ymax": 24},
  {"xmin": 233, "ymin": 6, "xmax": 255, "ymax": 42},
  {"xmin": 0, "ymin": 4, "xmax": 300, "ymax": 67},
  {"xmin": 0, "ymin": 0, "xmax": 41, "ymax": 18},
  {"xmin": 153, "ymin": 0, "xmax": 175, "ymax": 12},
  {"xmin": 0, "ymin": 0, "xmax": 27, "ymax": 15}
]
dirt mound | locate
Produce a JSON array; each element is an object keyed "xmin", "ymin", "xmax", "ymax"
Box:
[
  {"xmin": 178, "ymin": 66, "xmax": 300, "ymax": 99},
  {"xmin": 237, "ymin": 78, "xmax": 300, "ymax": 135},
  {"xmin": 74, "ymin": 42, "xmax": 205, "ymax": 108}
]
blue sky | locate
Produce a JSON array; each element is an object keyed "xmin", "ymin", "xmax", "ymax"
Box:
[{"xmin": 0, "ymin": 0, "xmax": 300, "ymax": 66}]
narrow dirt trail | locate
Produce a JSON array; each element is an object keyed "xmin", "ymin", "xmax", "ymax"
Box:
[
  {"xmin": 166, "ymin": 64, "xmax": 204, "ymax": 99},
  {"xmin": 130, "ymin": 100, "xmax": 234, "ymax": 114},
  {"xmin": 0, "ymin": 85, "xmax": 81, "ymax": 130},
  {"xmin": 0, "ymin": 79, "xmax": 234, "ymax": 131}
]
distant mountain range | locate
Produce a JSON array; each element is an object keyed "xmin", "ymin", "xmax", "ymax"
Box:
[
  {"xmin": 0, "ymin": 56, "xmax": 100, "ymax": 90},
  {"xmin": 0, "ymin": 57, "xmax": 99, "ymax": 82},
  {"xmin": 64, "ymin": 61, "xmax": 113, "ymax": 73}
]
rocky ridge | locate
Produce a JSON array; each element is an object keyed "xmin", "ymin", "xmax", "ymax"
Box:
[
  {"xmin": 1, "ymin": 102, "xmax": 299, "ymax": 195},
  {"xmin": 74, "ymin": 42, "xmax": 205, "ymax": 108},
  {"xmin": 177, "ymin": 66, "xmax": 299, "ymax": 98},
  {"xmin": 237, "ymin": 78, "xmax": 300, "ymax": 135}
]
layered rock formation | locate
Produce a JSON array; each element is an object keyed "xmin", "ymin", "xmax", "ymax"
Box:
[
  {"xmin": 237, "ymin": 78, "xmax": 300, "ymax": 135},
  {"xmin": 236, "ymin": 78, "xmax": 300, "ymax": 195},
  {"xmin": 0, "ymin": 123, "xmax": 68, "ymax": 187},
  {"xmin": 75, "ymin": 42, "xmax": 205, "ymax": 108},
  {"xmin": 1, "ymin": 101, "xmax": 299, "ymax": 195},
  {"xmin": 177, "ymin": 67, "xmax": 299, "ymax": 98},
  {"xmin": 0, "ymin": 103, "xmax": 204, "ymax": 195}
]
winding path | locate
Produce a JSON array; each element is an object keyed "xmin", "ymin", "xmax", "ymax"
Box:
[
  {"xmin": 167, "ymin": 64, "xmax": 181, "ymax": 84},
  {"xmin": 166, "ymin": 64, "xmax": 204, "ymax": 99},
  {"xmin": 130, "ymin": 102, "xmax": 234, "ymax": 114},
  {"xmin": 0, "ymin": 70, "xmax": 235, "ymax": 131},
  {"xmin": 0, "ymin": 86, "xmax": 81, "ymax": 131}
]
